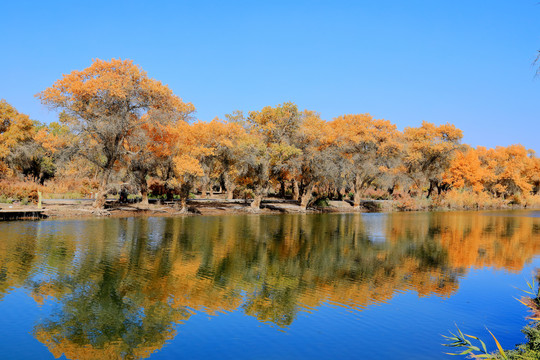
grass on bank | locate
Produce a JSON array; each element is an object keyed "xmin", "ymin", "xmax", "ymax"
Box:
[{"xmin": 443, "ymin": 277, "xmax": 540, "ymax": 359}]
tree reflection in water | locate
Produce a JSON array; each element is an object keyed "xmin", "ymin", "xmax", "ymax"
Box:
[{"xmin": 0, "ymin": 211, "xmax": 538, "ymax": 359}]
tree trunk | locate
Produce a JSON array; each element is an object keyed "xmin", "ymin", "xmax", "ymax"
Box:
[
  {"xmin": 280, "ymin": 180, "xmax": 286, "ymax": 199},
  {"xmin": 353, "ymin": 174, "xmax": 362, "ymax": 208},
  {"xmin": 200, "ymin": 182, "xmax": 208, "ymax": 199},
  {"xmin": 251, "ymin": 194, "xmax": 262, "ymax": 210},
  {"xmin": 223, "ymin": 172, "xmax": 236, "ymax": 199},
  {"xmin": 250, "ymin": 185, "xmax": 267, "ymax": 210},
  {"xmin": 427, "ymin": 180, "xmax": 435, "ymax": 198},
  {"xmin": 176, "ymin": 182, "xmax": 192, "ymax": 213},
  {"xmin": 300, "ymin": 184, "xmax": 314, "ymax": 210},
  {"xmin": 141, "ymin": 189, "xmax": 149, "ymax": 206},
  {"xmin": 353, "ymin": 192, "xmax": 361, "ymax": 208},
  {"xmin": 93, "ymin": 190, "xmax": 107, "ymax": 209},
  {"xmin": 93, "ymin": 169, "xmax": 112, "ymax": 209},
  {"xmin": 292, "ymin": 179, "xmax": 300, "ymax": 201},
  {"xmin": 338, "ymin": 187, "xmax": 346, "ymax": 201},
  {"xmin": 227, "ymin": 187, "xmax": 235, "ymax": 200},
  {"xmin": 139, "ymin": 177, "xmax": 149, "ymax": 206},
  {"xmin": 329, "ymin": 187, "xmax": 336, "ymax": 200},
  {"xmin": 180, "ymin": 197, "xmax": 188, "ymax": 213}
]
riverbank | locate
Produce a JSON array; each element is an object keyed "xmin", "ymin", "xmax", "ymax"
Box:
[
  {"xmin": 1, "ymin": 196, "xmax": 539, "ymax": 220},
  {"xmin": 0, "ymin": 197, "xmax": 393, "ymax": 220}
]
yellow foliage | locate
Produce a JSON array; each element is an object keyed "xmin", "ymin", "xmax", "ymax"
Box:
[{"xmin": 0, "ymin": 99, "xmax": 34, "ymax": 159}]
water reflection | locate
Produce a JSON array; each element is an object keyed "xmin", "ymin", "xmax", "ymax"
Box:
[{"xmin": 0, "ymin": 211, "xmax": 539, "ymax": 359}]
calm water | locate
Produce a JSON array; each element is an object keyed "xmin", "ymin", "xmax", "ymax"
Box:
[{"xmin": 1, "ymin": 211, "xmax": 540, "ymax": 360}]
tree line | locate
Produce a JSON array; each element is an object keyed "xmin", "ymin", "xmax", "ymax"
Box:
[{"xmin": 1, "ymin": 58, "xmax": 539, "ymax": 211}]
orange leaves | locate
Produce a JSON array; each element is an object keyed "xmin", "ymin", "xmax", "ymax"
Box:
[
  {"xmin": 190, "ymin": 120, "xmax": 238, "ymax": 157},
  {"xmin": 481, "ymin": 145, "xmax": 534, "ymax": 195},
  {"xmin": 40, "ymin": 59, "xmax": 143, "ymax": 104},
  {"xmin": 297, "ymin": 110, "xmax": 330, "ymax": 149},
  {"xmin": 404, "ymin": 120, "xmax": 462, "ymax": 145},
  {"xmin": 36, "ymin": 59, "xmax": 195, "ymax": 206},
  {"xmin": 330, "ymin": 113, "xmax": 402, "ymax": 157},
  {"xmin": 403, "ymin": 121, "xmax": 462, "ymax": 160},
  {"xmin": 0, "ymin": 161, "xmax": 12, "ymax": 178},
  {"xmin": 248, "ymin": 102, "xmax": 300, "ymax": 144},
  {"xmin": 141, "ymin": 122, "xmax": 177, "ymax": 158},
  {"xmin": 36, "ymin": 58, "xmax": 195, "ymax": 129},
  {"xmin": 444, "ymin": 148, "xmax": 485, "ymax": 193},
  {"xmin": 17, "ymin": 60, "xmax": 540, "ymax": 205},
  {"xmin": 173, "ymin": 154, "xmax": 204, "ymax": 177},
  {"xmin": 328, "ymin": 113, "xmax": 403, "ymax": 195},
  {"xmin": 34, "ymin": 122, "xmax": 73, "ymax": 154},
  {"xmin": 402, "ymin": 121, "xmax": 463, "ymax": 193},
  {"xmin": 403, "ymin": 121, "xmax": 463, "ymax": 170},
  {"xmin": 162, "ymin": 119, "xmax": 247, "ymax": 181},
  {"xmin": 0, "ymin": 100, "xmax": 34, "ymax": 159},
  {"xmin": 443, "ymin": 144, "xmax": 537, "ymax": 196}
]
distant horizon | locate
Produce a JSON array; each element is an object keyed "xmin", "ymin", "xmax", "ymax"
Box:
[{"xmin": 1, "ymin": 0, "xmax": 539, "ymax": 151}]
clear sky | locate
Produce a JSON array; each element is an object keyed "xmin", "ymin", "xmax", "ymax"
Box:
[{"xmin": 1, "ymin": 0, "xmax": 539, "ymax": 151}]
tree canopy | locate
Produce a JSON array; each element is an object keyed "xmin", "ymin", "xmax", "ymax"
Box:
[{"xmin": 0, "ymin": 58, "xmax": 537, "ymax": 211}]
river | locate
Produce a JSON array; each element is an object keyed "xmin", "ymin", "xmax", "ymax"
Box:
[{"xmin": 0, "ymin": 210, "xmax": 539, "ymax": 359}]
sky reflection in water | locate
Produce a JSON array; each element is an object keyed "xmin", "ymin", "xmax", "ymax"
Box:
[{"xmin": 0, "ymin": 210, "xmax": 539, "ymax": 359}]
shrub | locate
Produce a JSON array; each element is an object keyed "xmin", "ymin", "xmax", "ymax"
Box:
[
  {"xmin": 0, "ymin": 195, "xmax": 13, "ymax": 204},
  {"xmin": 313, "ymin": 197, "xmax": 330, "ymax": 207},
  {"xmin": 363, "ymin": 188, "xmax": 392, "ymax": 200},
  {"xmin": 523, "ymin": 194, "xmax": 540, "ymax": 209},
  {"xmin": 0, "ymin": 179, "xmax": 42, "ymax": 203},
  {"xmin": 393, "ymin": 191, "xmax": 432, "ymax": 211},
  {"xmin": 440, "ymin": 189, "xmax": 508, "ymax": 210}
]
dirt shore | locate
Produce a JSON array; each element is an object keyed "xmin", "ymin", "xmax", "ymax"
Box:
[{"xmin": 0, "ymin": 198, "xmax": 372, "ymax": 220}]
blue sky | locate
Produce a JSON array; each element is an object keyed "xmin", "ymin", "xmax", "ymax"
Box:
[{"xmin": 1, "ymin": 0, "xmax": 539, "ymax": 151}]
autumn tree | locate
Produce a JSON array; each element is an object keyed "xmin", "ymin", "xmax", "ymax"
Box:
[
  {"xmin": 443, "ymin": 147, "xmax": 486, "ymax": 193},
  {"xmin": 6, "ymin": 117, "xmax": 77, "ymax": 185},
  {"xmin": 290, "ymin": 110, "xmax": 343, "ymax": 209},
  {"xmin": 478, "ymin": 145, "xmax": 533, "ymax": 197},
  {"xmin": 235, "ymin": 102, "xmax": 302, "ymax": 210},
  {"xmin": 37, "ymin": 58, "xmax": 194, "ymax": 209},
  {"xmin": 403, "ymin": 121, "xmax": 463, "ymax": 197},
  {"xmin": 0, "ymin": 100, "xmax": 34, "ymax": 178},
  {"xmin": 170, "ymin": 121, "xmax": 206, "ymax": 212},
  {"xmin": 187, "ymin": 119, "xmax": 246, "ymax": 199},
  {"xmin": 330, "ymin": 114, "xmax": 402, "ymax": 208},
  {"xmin": 233, "ymin": 131, "xmax": 271, "ymax": 208},
  {"xmin": 528, "ymin": 155, "xmax": 540, "ymax": 195},
  {"xmin": 127, "ymin": 107, "xmax": 194, "ymax": 206}
]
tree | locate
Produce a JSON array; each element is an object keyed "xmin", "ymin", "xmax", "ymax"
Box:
[
  {"xmin": 8, "ymin": 120, "xmax": 76, "ymax": 185},
  {"xmin": 290, "ymin": 110, "xmax": 342, "ymax": 209},
  {"xmin": 478, "ymin": 145, "xmax": 533, "ymax": 197},
  {"xmin": 37, "ymin": 58, "xmax": 194, "ymax": 209},
  {"xmin": 528, "ymin": 155, "xmax": 540, "ymax": 195},
  {"xmin": 170, "ymin": 121, "xmax": 206, "ymax": 212},
  {"xmin": 233, "ymin": 131, "xmax": 271, "ymax": 209},
  {"xmin": 330, "ymin": 114, "xmax": 402, "ymax": 207},
  {"xmin": 127, "ymin": 108, "xmax": 193, "ymax": 206},
  {"xmin": 241, "ymin": 102, "xmax": 302, "ymax": 210},
  {"xmin": 403, "ymin": 121, "xmax": 463, "ymax": 197},
  {"xmin": 0, "ymin": 100, "xmax": 34, "ymax": 178},
  {"xmin": 187, "ymin": 119, "xmax": 245, "ymax": 199},
  {"xmin": 443, "ymin": 147, "xmax": 486, "ymax": 193}
]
